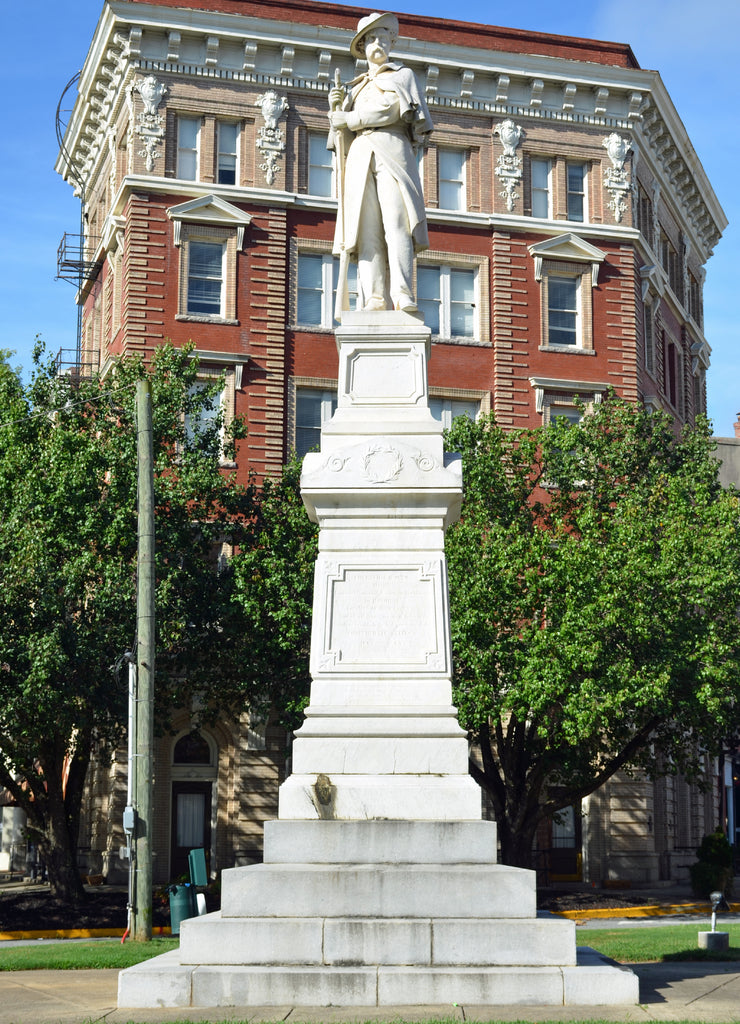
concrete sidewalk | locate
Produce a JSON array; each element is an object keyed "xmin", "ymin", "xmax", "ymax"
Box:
[{"xmin": 2, "ymin": 963, "xmax": 740, "ymax": 1024}]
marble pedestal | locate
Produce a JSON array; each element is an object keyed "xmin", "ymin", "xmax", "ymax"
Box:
[{"xmin": 118, "ymin": 313, "xmax": 638, "ymax": 1009}]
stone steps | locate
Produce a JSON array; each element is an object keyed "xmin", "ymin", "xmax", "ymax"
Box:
[
  {"xmin": 179, "ymin": 912, "xmax": 576, "ymax": 966},
  {"xmin": 119, "ymin": 948, "xmax": 640, "ymax": 1008}
]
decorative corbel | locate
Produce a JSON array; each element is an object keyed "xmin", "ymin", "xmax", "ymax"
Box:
[
  {"xmin": 495, "ymin": 75, "xmax": 510, "ymax": 104},
  {"xmin": 127, "ymin": 26, "xmax": 143, "ymax": 59},
  {"xmin": 281, "ymin": 46, "xmax": 295, "ymax": 77},
  {"xmin": 167, "ymin": 31, "xmax": 181, "ymax": 62},
  {"xmin": 205, "ymin": 36, "xmax": 219, "ymax": 66},
  {"xmin": 243, "ymin": 41, "xmax": 258, "ymax": 71},
  {"xmin": 460, "ymin": 70, "xmax": 475, "ymax": 98},
  {"xmin": 317, "ymin": 51, "xmax": 332, "ymax": 81},
  {"xmin": 594, "ymin": 87, "xmax": 609, "ymax": 116},
  {"xmin": 425, "ymin": 65, "xmax": 439, "ymax": 96},
  {"xmin": 529, "ymin": 79, "xmax": 544, "ymax": 109}
]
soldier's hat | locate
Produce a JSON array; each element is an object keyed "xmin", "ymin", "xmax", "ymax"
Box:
[{"xmin": 350, "ymin": 12, "xmax": 399, "ymax": 60}]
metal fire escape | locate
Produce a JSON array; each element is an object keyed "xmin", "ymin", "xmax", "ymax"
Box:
[{"xmin": 55, "ymin": 71, "xmax": 101, "ymax": 378}]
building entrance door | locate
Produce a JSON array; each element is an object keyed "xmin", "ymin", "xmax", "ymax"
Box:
[
  {"xmin": 170, "ymin": 781, "xmax": 212, "ymax": 881},
  {"xmin": 548, "ymin": 804, "xmax": 583, "ymax": 881}
]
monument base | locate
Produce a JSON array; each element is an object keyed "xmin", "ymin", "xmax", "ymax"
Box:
[{"xmin": 118, "ymin": 821, "xmax": 639, "ymax": 1008}]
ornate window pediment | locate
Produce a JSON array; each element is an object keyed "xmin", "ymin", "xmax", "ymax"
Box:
[
  {"xmin": 529, "ymin": 233, "xmax": 605, "ymax": 288},
  {"xmin": 639, "ymin": 263, "xmax": 665, "ymax": 303},
  {"xmin": 529, "ymin": 376, "xmax": 609, "ymax": 415},
  {"xmin": 167, "ymin": 195, "xmax": 252, "ymax": 250}
]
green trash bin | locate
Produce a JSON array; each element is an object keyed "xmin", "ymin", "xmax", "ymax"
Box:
[
  {"xmin": 188, "ymin": 848, "xmax": 208, "ymax": 887},
  {"xmin": 168, "ymin": 883, "xmax": 196, "ymax": 936}
]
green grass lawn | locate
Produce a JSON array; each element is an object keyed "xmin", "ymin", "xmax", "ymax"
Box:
[
  {"xmin": 0, "ymin": 936, "xmax": 178, "ymax": 970},
  {"xmin": 582, "ymin": 922, "xmax": 740, "ymax": 962}
]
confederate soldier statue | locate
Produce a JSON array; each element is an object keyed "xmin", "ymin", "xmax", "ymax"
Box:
[{"xmin": 328, "ymin": 11, "xmax": 433, "ymax": 315}]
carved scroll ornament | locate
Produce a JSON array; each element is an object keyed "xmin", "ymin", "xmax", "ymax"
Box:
[
  {"xmin": 493, "ymin": 120, "xmax": 524, "ymax": 212},
  {"xmin": 256, "ymin": 90, "xmax": 289, "ymax": 185}
]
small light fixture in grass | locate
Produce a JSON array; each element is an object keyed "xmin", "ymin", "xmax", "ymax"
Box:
[{"xmin": 698, "ymin": 890, "xmax": 730, "ymax": 952}]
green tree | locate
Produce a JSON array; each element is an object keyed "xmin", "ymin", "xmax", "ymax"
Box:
[
  {"xmin": 229, "ymin": 456, "xmax": 318, "ymax": 731},
  {"xmin": 445, "ymin": 398, "xmax": 740, "ymax": 868},
  {"xmin": 0, "ymin": 344, "xmax": 254, "ymax": 900}
]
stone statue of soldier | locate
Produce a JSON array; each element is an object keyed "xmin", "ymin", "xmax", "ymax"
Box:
[{"xmin": 328, "ymin": 12, "xmax": 433, "ymax": 314}]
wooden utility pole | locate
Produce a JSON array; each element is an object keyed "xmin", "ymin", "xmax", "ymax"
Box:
[{"xmin": 133, "ymin": 379, "xmax": 155, "ymax": 941}]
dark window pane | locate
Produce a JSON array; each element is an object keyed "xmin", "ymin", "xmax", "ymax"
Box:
[{"xmin": 173, "ymin": 731, "xmax": 211, "ymax": 764}]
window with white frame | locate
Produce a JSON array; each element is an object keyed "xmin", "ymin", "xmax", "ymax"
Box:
[
  {"xmin": 170, "ymin": 198, "xmax": 249, "ymax": 324},
  {"xmin": 185, "ymin": 381, "xmax": 224, "ymax": 445},
  {"xmin": 566, "ymin": 163, "xmax": 586, "ymax": 222},
  {"xmin": 530, "ymin": 238, "xmax": 602, "ymax": 354},
  {"xmin": 187, "ymin": 241, "xmax": 224, "ymax": 316},
  {"xmin": 181, "ymin": 365, "xmax": 237, "ymax": 464},
  {"xmin": 308, "ymin": 133, "xmax": 334, "ymax": 197},
  {"xmin": 295, "ymin": 387, "xmax": 337, "ymax": 456},
  {"xmin": 438, "ymin": 149, "xmax": 466, "ymax": 211},
  {"xmin": 530, "ymin": 157, "xmax": 551, "ymax": 219},
  {"xmin": 547, "ymin": 276, "xmax": 579, "ymax": 347},
  {"xmin": 216, "ymin": 121, "xmax": 238, "ymax": 185},
  {"xmin": 296, "ymin": 253, "xmax": 358, "ymax": 327},
  {"xmin": 417, "ymin": 264, "xmax": 476, "ymax": 339},
  {"xmin": 177, "ymin": 116, "xmax": 200, "ymax": 180},
  {"xmin": 547, "ymin": 404, "xmax": 582, "ymax": 427},
  {"xmin": 429, "ymin": 396, "xmax": 479, "ymax": 428}
]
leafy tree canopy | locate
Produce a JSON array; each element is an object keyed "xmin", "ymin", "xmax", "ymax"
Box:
[
  {"xmin": 445, "ymin": 397, "xmax": 740, "ymax": 867},
  {"xmin": 0, "ymin": 343, "xmax": 255, "ymax": 898}
]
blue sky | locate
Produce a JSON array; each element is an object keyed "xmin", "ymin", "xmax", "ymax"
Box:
[{"xmin": 2, "ymin": 0, "xmax": 736, "ymax": 433}]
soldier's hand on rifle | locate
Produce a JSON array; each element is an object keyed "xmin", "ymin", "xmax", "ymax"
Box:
[
  {"xmin": 329, "ymin": 109, "xmax": 349, "ymax": 129},
  {"xmin": 329, "ymin": 84, "xmax": 345, "ymax": 110}
]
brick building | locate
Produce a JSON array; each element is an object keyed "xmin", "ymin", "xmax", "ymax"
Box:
[{"xmin": 47, "ymin": 0, "xmax": 728, "ymax": 886}]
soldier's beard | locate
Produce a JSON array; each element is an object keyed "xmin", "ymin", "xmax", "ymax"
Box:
[{"xmin": 366, "ymin": 43, "xmax": 389, "ymax": 63}]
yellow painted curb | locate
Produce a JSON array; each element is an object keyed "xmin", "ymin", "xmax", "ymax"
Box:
[
  {"xmin": 0, "ymin": 926, "xmax": 172, "ymax": 941},
  {"xmin": 554, "ymin": 901, "xmax": 740, "ymax": 921}
]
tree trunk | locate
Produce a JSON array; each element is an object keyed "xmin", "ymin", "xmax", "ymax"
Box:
[
  {"xmin": 39, "ymin": 829, "xmax": 86, "ymax": 902},
  {"xmin": 497, "ymin": 816, "xmax": 540, "ymax": 870},
  {"xmin": 32, "ymin": 738, "xmax": 90, "ymax": 902},
  {"xmin": 470, "ymin": 719, "xmax": 544, "ymax": 871}
]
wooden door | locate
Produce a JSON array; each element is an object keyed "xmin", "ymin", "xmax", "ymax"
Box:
[{"xmin": 170, "ymin": 781, "xmax": 212, "ymax": 881}]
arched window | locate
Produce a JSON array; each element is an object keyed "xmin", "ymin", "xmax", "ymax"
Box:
[{"xmin": 173, "ymin": 731, "xmax": 212, "ymax": 765}]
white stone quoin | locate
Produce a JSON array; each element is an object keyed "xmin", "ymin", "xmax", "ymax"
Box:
[{"xmin": 118, "ymin": 310, "xmax": 639, "ymax": 1008}]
